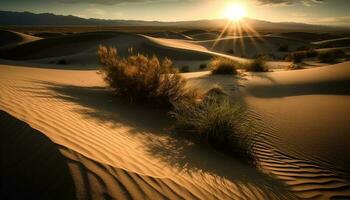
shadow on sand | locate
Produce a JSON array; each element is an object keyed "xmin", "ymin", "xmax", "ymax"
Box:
[
  {"xmin": 0, "ymin": 110, "xmax": 76, "ymax": 200},
  {"xmin": 247, "ymin": 73, "xmax": 350, "ymax": 98},
  {"xmin": 17, "ymin": 80, "xmax": 297, "ymax": 199}
]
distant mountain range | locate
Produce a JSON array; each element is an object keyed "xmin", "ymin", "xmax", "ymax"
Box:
[{"xmin": 0, "ymin": 10, "xmax": 347, "ymax": 31}]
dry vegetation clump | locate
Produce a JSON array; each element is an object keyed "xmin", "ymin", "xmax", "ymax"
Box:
[
  {"xmin": 286, "ymin": 52, "xmax": 306, "ymax": 64},
  {"xmin": 170, "ymin": 86, "xmax": 255, "ymax": 164},
  {"xmin": 98, "ymin": 45, "xmax": 191, "ymax": 107},
  {"xmin": 244, "ymin": 58, "xmax": 268, "ymax": 72},
  {"xmin": 98, "ymin": 46, "xmax": 255, "ymax": 163},
  {"xmin": 288, "ymin": 63, "xmax": 304, "ymax": 70},
  {"xmin": 210, "ymin": 57, "xmax": 238, "ymax": 75},
  {"xmin": 318, "ymin": 49, "xmax": 346, "ymax": 63},
  {"xmin": 306, "ymin": 49, "xmax": 318, "ymax": 58}
]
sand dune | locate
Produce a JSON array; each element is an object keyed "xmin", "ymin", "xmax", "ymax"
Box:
[
  {"xmin": 1, "ymin": 60, "xmax": 350, "ymax": 199},
  {"xmin": 0, "ymin": 63, "xmax": 297, "ymax": 199},
  {"xmin": 185, "ymin": 62, "xmax": 350, "ymax": 199},
  {"xmin": 274, "ymin": 32, "xmax": 343, "ymax": 42},
  {"xmin": 31, "ymin": 32, "xmax": 67, "ymax": 38},
  {"xmin": 0, "ymin": 31, "xmax": 212, "ymax": 70},
  {"xmin": 0, "ymin": 30, "xmax": 41, "ymax": 49},
  {"xmin": 0, "ymin": 31, "xmax": 296, "ymax": 71},
  {"xmin": 148, "ymin": 31, "xmax": 192, "ymax": 40},
  {"xmin": 188, "ymin": 33, "xmax": 219, "ymax": 40},
  {"xmin": 313, "ymin": 37, "xmax": 350, "ymax": 48},
  {"xmin": 193, "ymin": 35, "xmax": 307, "ymax": 58},
  {"xmin": 242, "ymin": 62, "xmax": 350, "ymax": 169}
]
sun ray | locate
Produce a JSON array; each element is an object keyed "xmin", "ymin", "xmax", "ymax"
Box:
[{"xmin": 211, "ymin": 21, "xmax": 231, "ymax": 49}]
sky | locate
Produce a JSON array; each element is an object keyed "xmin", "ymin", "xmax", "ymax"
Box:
[{"xmin": 0, "ymin": 0, "xmax": 349, "ymax": 26}]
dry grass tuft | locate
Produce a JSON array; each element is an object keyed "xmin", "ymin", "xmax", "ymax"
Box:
[
  {"xmin": 245, "ymin": 58, "xmax": 268, "ymax": 72},
  {"xmin": 170, "ymin": 86, "xmax": 255, "ymax": 164},
  {"xmin": 99, "ymin": 46, "xmax": 255, "ymax": 164},
  {"xmin": 210, "ymin": 57, "xmax": 238, "ymax": 75},
  {"xmin": 98, "ymin": 45, "xmax": 191, "ymax": 107},
  {"xmin": 288, "ymin": 63, "xmax": 304, "ymax": 70},
  {"xmin": 286, "ymin": 52, "xmax": 306, "ymax": 64}
]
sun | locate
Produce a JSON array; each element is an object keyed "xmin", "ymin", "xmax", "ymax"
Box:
[{"xmin": 224, "ymin": 4, "xmax": 246, "ymax": 21}]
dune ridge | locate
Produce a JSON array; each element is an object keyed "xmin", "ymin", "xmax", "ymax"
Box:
[
  {"xmin": 185, "ymin": 62, "xmax": 350, "ymax": 199},
  {"xmin": 0, "ymin": 31, "xmax": 293, "ymax": 70},
  {"xmin": 0, "ymin": 30, "xmax": 41, "ymax": 48}
]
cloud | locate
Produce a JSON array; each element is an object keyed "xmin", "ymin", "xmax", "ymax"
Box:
[
  {"xmin": 302, "ymin": 0, "xmax": 324, "ymax": 6},
  {"xmin": 319, "ymin": 16, "xmax": 350, "ymax": 25},
  {"xmin": 55, "ymin": 0, "xmax": 177, "ymax": 5},
  {"xmin": 255, "ymin": 0, "xmax": 324, "ymax": 6}
]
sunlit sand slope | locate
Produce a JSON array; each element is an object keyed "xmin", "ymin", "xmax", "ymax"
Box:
[
  {"xmin": 185, "ymin": 62, "xmax": 350, "ymax": 199},
  {"xmin": 0, "ymin": 64, "xmax": 294, "ymax": 199}
]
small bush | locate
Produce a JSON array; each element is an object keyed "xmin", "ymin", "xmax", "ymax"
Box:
[
  {"xmin": 288, "ymin": 63, "xmax": 304, "ymax": 70},
  {"xmin": 318, "ymin": 49, "xmax": 346, "ymax": 63},
  {"xmin": 199, "ymin": 63, "xmax": 207, "ymax": 69},
  {"xmin": 286, "ymin": 52, "xmax": 306, "ymax": 64},
  {"xmin": 306, "ymin": 49, "xmax": 318, "ymax": 58},
  {"xmin": 245, "ymin": 58, "xmax": 268, "ymax": 72},
  {"xmin": 98, "ymin": 45, "xmax": 190, "ymax": 107},
  {"xmin": 57, "ymin": 59, "xmax": 67, "ymax": 65},
  {"xmin": 170, "ymin": 87, "xmax": 254, "ymax": 164},
  {"xmin": 180, "ymin": 65, "xmax": 190, "ymax": 73},
  {"xmin": 210, "ymin": 57, "xmax": 238, "ymax": 75},
  {"xmin": 278, "ymin": 44, "xmax": 289, "ymax": 52}
]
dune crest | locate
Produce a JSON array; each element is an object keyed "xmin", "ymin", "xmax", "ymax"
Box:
[{"xmin": 0, "ymin": 30, "xmax": 41, "ymax": 48}]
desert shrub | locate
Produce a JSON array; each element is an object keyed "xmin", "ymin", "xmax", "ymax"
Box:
[
  {"xmin": 199, "ymin": 63, "xmax": 207, "ymax": 69},
  {"xmin": 278, "ymin": 44, "xmax": 289, "ymax": 52},
  {"xmin": 288, "ymin": 63, "xmax": 304, "ymax": 70},
  {"xmin": 98, "ymin": 45, "xmax": 191, "ymax": 107},
  {"xmin": 170, "ymin": 87, "xmax": 255, "ymax": 164},
  {"xmin": 245, "ymin": 58, "xmax": 268, "ymax": 72},
  {"xmin": 306, "ymin": 49, "xmax": 318, "ymax": 58},
  {"xmin": 210, "ymin": 57, "xmax": 238, "ymax": 75},
  {"xmin": 57, "ymin": 59, "xmax": 67, "ymax": 65},
  {"xmin": 180, "ymin": 65, "xmax": 190, "ymax": 73},
  {"xmin": 318, "ymin": 49, "xmax": 346, "ymax": 63},
  {"xmin": 286, "ymin": 52, "xmax": 306, "ymax": 64}
]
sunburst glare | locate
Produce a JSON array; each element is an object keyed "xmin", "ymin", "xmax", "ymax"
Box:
[
  {"xmin": 223, "ymin": 4, "xmax": 246, "ymax": 21},
  {"xmin": 212, "ymin": 2, "xmax": 266, "ymax": 57}
]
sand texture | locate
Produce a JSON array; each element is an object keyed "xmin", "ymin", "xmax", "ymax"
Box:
[{"xmin": 1, "ymin": 61, "xmax": 350, "ymax": 199}]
